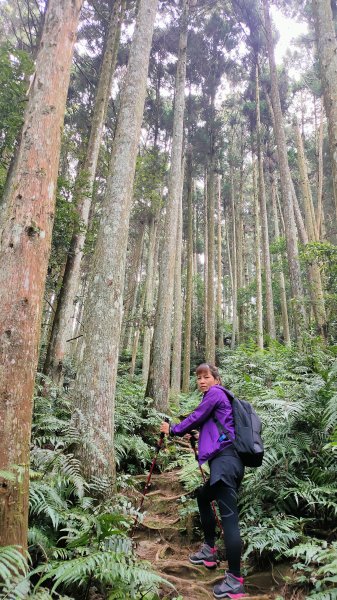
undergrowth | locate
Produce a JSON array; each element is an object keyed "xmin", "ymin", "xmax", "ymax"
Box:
[
  {"xmin": 0, "ymin": 375, "xmax": 170, "ymax": 600},
  {"xmin": 167, "ymin": 343, "xmax": 337, "ymax": 597},
  {"xmin": 2, "ymin": 344, "xmax": 337, "ymax": 598}
]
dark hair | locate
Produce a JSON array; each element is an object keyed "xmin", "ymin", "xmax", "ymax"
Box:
[{"xmin": 195, "ymin": 363, "xmax": 221, "ymax": 383}]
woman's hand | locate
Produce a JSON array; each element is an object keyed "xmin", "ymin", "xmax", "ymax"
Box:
[{"xmin": 160, "ymin": 421, "xmax": 170, "ymax": 435}]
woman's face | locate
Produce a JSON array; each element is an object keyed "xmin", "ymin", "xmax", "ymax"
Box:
[{"xmin": 196, "ymin": 368, "xmax": 219, "ymax": 393}]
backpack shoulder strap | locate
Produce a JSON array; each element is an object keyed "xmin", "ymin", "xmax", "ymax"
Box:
[{"xmin": 212, "ymin": 414, "xmax": 235, "ymax": 443}]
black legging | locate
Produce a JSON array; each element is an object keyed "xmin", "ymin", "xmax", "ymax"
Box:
[{"xmin": 196, "ymin": 479, "xmax": 242, "ymax": 577}]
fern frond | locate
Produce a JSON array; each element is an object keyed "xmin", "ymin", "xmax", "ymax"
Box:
[{"xmin": 0, "ymin": 546, "xmax": 30, "ymax": 600}]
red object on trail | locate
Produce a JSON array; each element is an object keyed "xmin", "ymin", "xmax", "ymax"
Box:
[
  {"xmin": 190, "ymin": 432, "xmax": 224, "ymax": 535},
  {"xmin": 131, "ymin": 421, "xmax": 168, "ymax": 537}
]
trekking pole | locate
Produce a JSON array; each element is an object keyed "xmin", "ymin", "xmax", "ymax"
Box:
[
  {"xmin": 131, "ymin": 418, "xmax": 169, "ymax": 537},
  {"xmin": 190, "ymin": 432, "xmax": 223, "ymax": 535}
]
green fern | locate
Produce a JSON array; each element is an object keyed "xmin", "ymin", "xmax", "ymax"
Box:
[{"xmin": 0, "ymin": 546, "xmax": 30, "ymax": 600}]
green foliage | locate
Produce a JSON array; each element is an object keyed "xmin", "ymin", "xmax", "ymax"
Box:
[
  {"xmin": 287, "ymin": 539, "xmax": 337, "ymax": 598},
  {"xmin": 0, "ymin": 43, "xmax": 33, "ymax": 193},
  {"xmin": 0, "ymin": 545, "xmax": 30, "ymax": 600},
  {"xmin": 115, "ymin": 375, "xmax": 164, "ymax": 473},
  {"xmin": 300, "ymin": 242, "xmax": 337, "ymax": 321},
  {"xmin": 133, "ymin": 148, "xmax": 168, "ymax": 215},
  {"xmin": 26, "ymin": 375, "xmax": 169, "ymax": 599}
]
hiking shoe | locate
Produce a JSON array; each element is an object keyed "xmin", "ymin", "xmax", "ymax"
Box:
[
  {"xmin": 189, "ymin": 543, "xmax": 219, "ymax": 568},
  {"xmin": 213, "ymin": 572, "xmax": 247, "ymax": 598}
]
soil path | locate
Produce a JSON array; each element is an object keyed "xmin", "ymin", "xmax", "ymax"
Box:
[{"xmin": 133, "ymin": 470, "xmax": 287, "ymax": 600}]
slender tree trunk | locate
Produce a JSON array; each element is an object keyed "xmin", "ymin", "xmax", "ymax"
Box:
[
  {"xmin": 317, "ymin": 99, "xmax": 325, "ymax": 238},
  {"xmin": 217, "ymin": 175, "xmax": 224, "ymax": 349},
  {"xmin": 271, "ymin": 177, "xmax": 291, "ymax": 345},
  {"xmin": 203, "ymin": 169, "xmax": 208, "ymax": 336},
  {"xmin": 256, "ymin": 65, "xmax": 276, "ymax": 340},
  {"xmin": 265, "ymin": 90, "xmax": 308, "ymax": 246},
  {"xmin": 294, "ymin": 121, "xmax": 327, "ymax": 338},
  {"xmin": 171, "ymin": 161, "xmax": 184, "ymax": 393},
  {"xmin": 263, "ymin": 0, "xmax": 306, "ymax": 342},
  {"xmin": 236, "ymin": 141, "xmax": 244, "ymax": 341},
  {"xmin": 72, "ymin": 0, "xmax": 158, "ymax": 482},
  {"xmin": 0, "ymin": 0, "xmax": 83, "ymax": 548},
  {"xmin": 253, "ymin": 161, "xmax": 264, "ymax": 349},
  {"xmin": 142, "ymin": 215, "xmax": 158, "ymax": 383},
  {"xmin": 126, "ymin": 231, "xmax": 146, "ymax": 352},
  {"xmin": 182, "ymin": 157, "xmax": 193, "ymax": 393},
  {"xmin": 230, "ymin": 168, "xmax": 238, "ymax": 349},
  {"xmin": 313, "ymin": 0, "xmax": 337, "ymax": 219},
  {"xmin": 146, "ymin": 0, "xmax": 188, "ymax": 410},
  {"xmin": 121, "ymin": 223, "xmax": 146, "ymax": 351},
  {"xmin": 43, "ymin": 0, "xmax": 124, "ymax": 383},
  {"xmin": 206, "ymin": 166, "xmax": 216, "ymax": 363},
  {"xmin": 130, "ymin": 282, "xmax": 146, "ymax": 377}
]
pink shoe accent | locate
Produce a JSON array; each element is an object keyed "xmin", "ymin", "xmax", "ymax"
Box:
[
  {"xmin": 227, "ymin": 594, "xmax": 248, "ymax": 599},
  {"xmin": 203, "ymin": 560, "xmax": 217, "ymax": 568}
]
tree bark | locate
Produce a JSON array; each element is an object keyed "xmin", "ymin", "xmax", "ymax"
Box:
[
  {"xmin": 271, "ymin": 176, "xmax": 291, "ymax": 346},
  {"xmin": 230, "ymin": 167, "xmax": 238, "ymax": 349},
  {"xmin": 263, "ymin": 0, "xmax": 306, "ymax": 343},
  {"xmin": 256, "ymin": 64, "xmax": 276, "ymax": 340},
  {"xmin": 294, "ymin": 121, "xmax": 327, "ymax": 338},
  {"xmin": 0, "ymin": 0, "xmax": 83, "ymax": 548},
  {"xmin": 316, "ymin": 99, "xmax": 325, "ymax": 238},
  {"xmin": 182, "ymin": 156, "xmax": 193, "ymax": 393},
  {"xmin": 171, "ymin": 160, "xmax": 184, "ymax": 393},
  {"xmin": 203, "ymin": 169, "xmax": 208, "ymax": 338},
  {"xmin": 72, "ymin": 0, "xmax": 158, "ymax": 482},
  {"xmin": 121, "ymin": 223, "xmax": 146, "ymax": 351},
  {"xmin": 146, "ymin": 0, "xmax": 188, "ymax": 410},
  {"xmin": 44, "ymin": 0, "xmax": 124, "ymax": 383},
  {"xmin": 217, "ymin": 175, "xmax": 224, "ymax": 349},
  {"xmin": 206, "ymin": 166, "xmax": 216, "ymax": 364},
  {"xmin": 142, "ymin": 215, "xmax": 159, "ymax": 383},
  {"xmin": 313, "ymin": 0, "xmax": 337, "ymax": 220},
  {"xmin": 253, "ymin": 161, "xmax": 264, "ymax": 350}
]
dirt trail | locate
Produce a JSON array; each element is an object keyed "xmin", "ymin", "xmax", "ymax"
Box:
[{"xmin": 133, "ymin": 470, "xmax": 288, "ymax": 600}]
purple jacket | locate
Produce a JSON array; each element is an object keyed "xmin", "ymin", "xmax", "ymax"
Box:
[{"xmin": 171, "ymin": 385, "xmax": 235, "ymax": 465}]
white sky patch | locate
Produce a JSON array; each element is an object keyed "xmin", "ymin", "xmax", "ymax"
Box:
[{"xmin": 271, "ymin": 7, "xmax": 308, "ymax": 65}]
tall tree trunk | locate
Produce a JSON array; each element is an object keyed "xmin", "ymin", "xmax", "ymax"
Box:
[
  {"xmin": 263, "ymin": 0, "xmax": 306, "ymax": 343},
  {"xmin": 0, "ymin": 0, "xmax": 83, "ymax": 548},
  {"xmin": 271, "ymin": 177, "xmax": 291, "ymax": 345},
  {"xmin": 217, "ymin": 175, "xmax": 224, "ymax": 349},
  {"xmin": 313, "ymin": 0, "xmax": 337, "ymax": 219},
  {"xmin": 206, "ymin": 166, "xmax": 216, "ymax": 363},
  {"xmin": 130, "ymin": 282, "xmax": 146, "ymax": 377},
  {"xmin": 182, "ymin": 156, "xmax": 193, "ymax": 393},
  {"xmin": 253, "ymin": 161, "xmax": 264, "ymax": 350},
  {"xmin": 146, "ymin": 0, "xmax": 188, "ymax": 410},
  {"xmin": 72, "ymin": 0, "xmax": 158, "ymax": 482},
  {"xmin": 44, "ymin": 0, "xmax": 124, "ymax": 383},
  {"xmin": 230, "ymin": 168, "xmax": 238, "ymax": 349},
  {"xmin": 126, "ymin": 229, "xmax": 146, "ymax": 351},
  {"xmin": 294, "ymin": 121, "xmax": 327, "ymax": 338},
  {"xmin": 171, "ymin": 162, "xmax": 184, "ymax": 393},
  {"xmin": 203, "ymin": 169, "xmax": 208, "ymax": 337},
  {"xmin": 142, "ymin": 215, "xmax": 159, "ymax": 383},
  {"xmin": 236, "ymin": 140, "xmax": 244, "ymax": 341},
  {"xmin": 121, "ymin": 223, "xmax": 146, "ymax": 351},
  {"xmin": 317, "ymin": 99, "xmax": 325, "ymax": 238},
  {"xmin": 256, "ymin": 65, "xmax": 276, "ymax": 340}
]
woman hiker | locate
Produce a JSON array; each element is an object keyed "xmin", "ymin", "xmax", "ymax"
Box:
[{"xmin": 160, "ymin": 363, "xmax": 247, "ymax": 600}]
